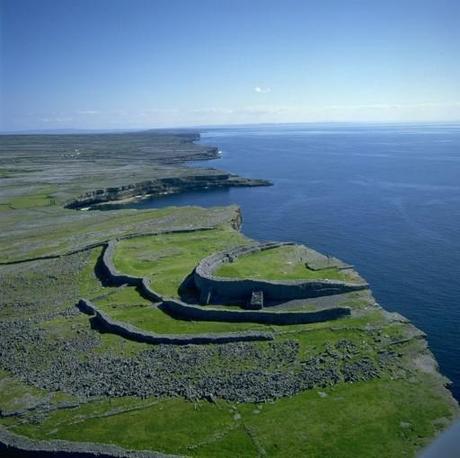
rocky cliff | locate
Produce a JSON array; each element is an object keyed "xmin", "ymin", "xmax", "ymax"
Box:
[{"xmin": 65, "ymin": 171, "xmax": 271, "ymax": 209}]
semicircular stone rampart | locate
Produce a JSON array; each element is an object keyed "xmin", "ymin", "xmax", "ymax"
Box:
[
  {"xmin": 194, "ymin": 242, "xmax": 369, "ymax": 305},
  {"xmin": 77, "ymin": 240, "xmax": 356, "ymax": 345}
]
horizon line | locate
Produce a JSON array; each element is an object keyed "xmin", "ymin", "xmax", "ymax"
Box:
[{"xmin": 2, "ymin": 119, "xmax": 460, "ymax": 136}]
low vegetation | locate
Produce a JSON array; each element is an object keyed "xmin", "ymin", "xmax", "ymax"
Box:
[
  {"xmin": 5, "ymin": 375, "xmax": 454, "ymax": 458},
  {"xmin": 216, "ymin": 245, "xmax": 356, "ymax": 281},
  {"xmin": 113, "ymin": 227, "xmax": 249, "ymax": 297},
  {"xmin": 0, "ymin": 132, "xmax": 457, "ymax": 457},
  {"xmin": 94, "ymin": 287, "xmax": 266, "ymax": 334}
]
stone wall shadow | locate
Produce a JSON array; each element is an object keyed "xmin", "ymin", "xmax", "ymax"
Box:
[
  {"xmin": 94, "ymin": 246, "xmax": 115, "ymax": 287},
  {"xmin": 177, "ymin": 271, "xmax": 200, "ymax": 304}
]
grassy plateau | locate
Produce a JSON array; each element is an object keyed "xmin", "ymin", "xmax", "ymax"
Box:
[{"xmin": 0, "ymin": 131, "xmax": 457, "ymax": 458}]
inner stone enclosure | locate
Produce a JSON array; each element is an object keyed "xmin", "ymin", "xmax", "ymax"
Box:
[{"xmin": 190, "ymin": 242, "xmax": 368, "ymax": 309}]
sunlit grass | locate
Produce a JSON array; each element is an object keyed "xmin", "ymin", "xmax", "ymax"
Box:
[{"xmin": 216, "ymin": 245, "xmax": 355, "ymax": 281}]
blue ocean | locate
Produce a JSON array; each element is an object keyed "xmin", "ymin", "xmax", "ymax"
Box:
[{"xmin": 124, "ymin": 123, "xmax": 460, "ymax": 400}]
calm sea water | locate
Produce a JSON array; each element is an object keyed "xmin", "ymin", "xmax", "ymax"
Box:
[{"xmin": 121, "ymin": 124, "xmax": 460, "ymax": 400}]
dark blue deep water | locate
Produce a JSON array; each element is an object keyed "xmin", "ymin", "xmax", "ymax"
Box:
[{"xmin": 125, "ymin": 124, "xmax": 460, "ymax": 400}]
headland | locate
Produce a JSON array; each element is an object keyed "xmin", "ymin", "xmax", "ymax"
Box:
[{"xmin": 0, "ymin": 131, "xmax": 457, "ymax": 457}]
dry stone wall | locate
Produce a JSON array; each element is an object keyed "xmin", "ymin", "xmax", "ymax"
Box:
[
  {"xmin": 77, "ymin": 299, "xmax": 274, "ymax": 344},
  {"xmin": 161, "ymin": 299, "xmax": 350, "ymax": 325},
  {"xmin": 194, "ymin": 242, "xmax": 369, "ymax": 304},
  {"xmin": 82, "ymin": 241, "xmax": 356, "ymax": 345}
]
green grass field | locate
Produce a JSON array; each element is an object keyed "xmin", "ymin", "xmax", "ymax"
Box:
[
  {"xmin": 215, "ymin": 245, "xmax": 356, "ymax": 282},
  {"xmin": 113, "ymin": 227, "xmax": 249, "ymax": 297},
  {"xmin": 0, "ymin": 185, "xmax": 57, "ymax": 210},
  {"xmin": 94, "ymin": 287, "xmax": 267, "ymax": 334},
  {"xmin": 0, "ymin": 205, "xmax": 242, "ymax": 262},
  {"xmin": 9, "ymin": 375, "xmax": 454, "ymax": 458},
  {"xmin": 1, "ymin": 132, "xmax": 457, "ymax": 458}
]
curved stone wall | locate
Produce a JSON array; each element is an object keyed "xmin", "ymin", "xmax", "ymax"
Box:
[
  {"xmin": 77, "ymin": 299, "xmax": 273, "ymax": 344},
  {"xmin": 101, "ymin": 241, "xmax": 143, "ymax": 287},
  {"xmin": 194, "ymin": 242, "xmax": 368, "ymax": 304},
  {"xmin": 0, "ymin": 226, "xmax": 219, "ymax": 267},
  {"xmin": 98, "ymin": 242, "xmax": 163, "ymax": 302},
  {"xmin": 161, "ymin": 299, "xmax": 351, "ymax": 325},
  {"xmin": 0, "ymin": 425, "xmax": 171, "ymax": 458},
  {"xmin": 92, "ymin": 239, "xmax": 353, "ymax": 335}
]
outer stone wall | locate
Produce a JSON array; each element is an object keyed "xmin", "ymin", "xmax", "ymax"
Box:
[
  {"xmin": 88, "ymin": 239, "xmax": 353, "ymax": 339},
  {"xmin": 100, "ymin": 241, "xmax": 143, "ymax": 287},
  {"xmin": 99, "ymin": 241, "xmax": 163, "ymax": 302},
  {"xmin": 77, "ymin": 299, "xmax": 274, "ymax": 344},
  {"xmin": 194, "ymin": 242, "xmax": 368, "ymax": 304},
  {"xmin": 161, "ymin": 299, "xmax": 351, "ymax": 325}
]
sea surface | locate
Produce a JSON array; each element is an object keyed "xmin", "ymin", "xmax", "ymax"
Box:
[{"xmin": 121, "ymin": 123, "xmax": 460, "ymax": 400}]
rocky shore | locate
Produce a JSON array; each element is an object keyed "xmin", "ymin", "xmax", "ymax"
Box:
[
  {"xmin": 0, "ymin": 130, "xmax": 458, "ymax": 458},
  {"xmin": 65, "ymin": 172, "xmax": 271, "ymax": 209}
]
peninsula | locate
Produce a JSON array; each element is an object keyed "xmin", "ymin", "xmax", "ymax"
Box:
[{"xmin": 0, "ymin": 131, "xmax": 458, "ymax": 457}]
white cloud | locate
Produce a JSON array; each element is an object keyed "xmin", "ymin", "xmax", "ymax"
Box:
[
  {"xmin": 233, "ymin": 105, "xmax": 288, "ymax": 115},
  {"xmin": 191, "ymin": 107, "xmax": 233, "ymax": 115},
  {"xmin": 77, "ymin": 110, "xmax": 100, "ymax": 115},
  {"xmin": 29, "ymin": 101, "xmax": 460, "ymax": 130},
  {"xmin": 254, "ymin": 86, "xmax": 271, "ymax": 94},
  {"xmin": 39, "ymin": 116, "xmax": 74, "ymax": 123}
]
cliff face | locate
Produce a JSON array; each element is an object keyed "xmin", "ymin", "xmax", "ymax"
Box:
[
  {"xmin": 0, "ymin": 130, "xmax": 458, "ymax": 458},
  {"xmin": 65, "ymin": 172, "xmax": 272, "ymax": 209},
  {"xmin": 230, "ymin": 206, "xmax": 243, "ymax": 230}
]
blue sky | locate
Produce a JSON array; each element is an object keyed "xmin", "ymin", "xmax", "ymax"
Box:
[{"xmin": 1, "ymin": 0, "xmax": 460, "ymax": 130}]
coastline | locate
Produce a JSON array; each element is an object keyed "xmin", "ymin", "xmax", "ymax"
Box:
[{"xmin": 0, "ymin": 130, "xmax": 458, "ymax": 457}]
